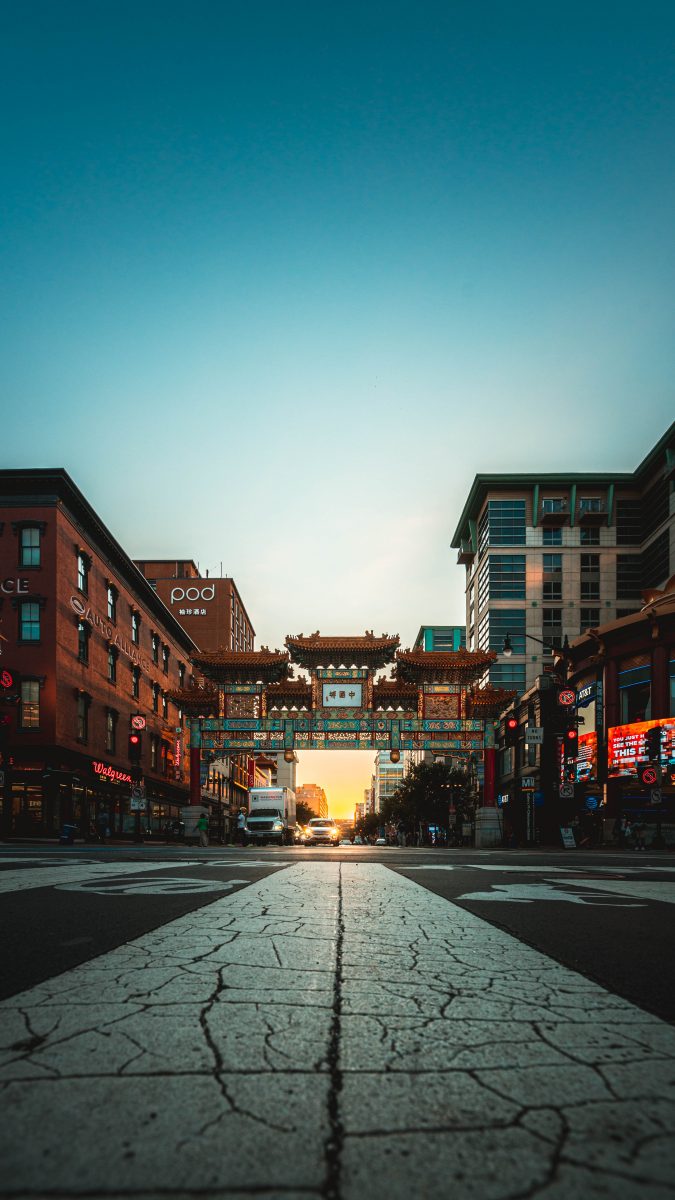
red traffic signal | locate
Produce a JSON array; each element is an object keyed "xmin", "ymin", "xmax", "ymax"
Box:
[
  {"xmin": 505, "ymin": 716, "xmax": 518, "ymax": 746},
  {"xmin": 562, "ymin": 724, "xmax": 578, "ymax": 753},
  {"xmin": 128, "ymin": 732, "xmax": 142, "ymax": 764},
  {"xmin": 1, "ymin": 669, "xmax": 16, "ymax": 690}
]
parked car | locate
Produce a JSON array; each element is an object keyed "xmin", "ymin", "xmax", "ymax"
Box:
[{"xmin": 374, "ymin": 837, "xmax": 387, "ymax": 846}]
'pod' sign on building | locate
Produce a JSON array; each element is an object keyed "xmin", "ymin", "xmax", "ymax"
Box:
[{"xmin": 152, "ymin": 578, "xmax": 235, "ymax": 652}]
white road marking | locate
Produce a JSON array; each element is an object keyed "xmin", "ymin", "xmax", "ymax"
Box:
[
  {"xmin": 1, "ymin": 861, "xmax": 674, "ymax": 1199},
  {"xmin": 454, "ymin": 882, "xmax": 645, "ymax": 905},
  {"xmin": 55, "ymin": 877, "xmax": 250, "ymax": 896},
  {"xmin": 0, "ymin": 859, "xmax": 245, "ymax": 896},
  {"xmin": 571, "ymin": 879, "xmax": 675, "ymax": 904}
]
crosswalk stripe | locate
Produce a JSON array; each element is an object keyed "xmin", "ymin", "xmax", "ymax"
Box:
[{"xmin": 0, "ymin": 861, "xmax": 673, "ymax": 1199}]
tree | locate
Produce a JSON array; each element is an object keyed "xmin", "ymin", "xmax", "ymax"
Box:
[
  {"xmin": 381, "ymin": 760, "xmax": 469, "ymax": 831},
  {"xmin": 354, "ymin": 812, "xmax": 381, "ymax": 840},
  {"xmin": 296, "ymin": 801, "xmax": 318, "ymax": 826}
]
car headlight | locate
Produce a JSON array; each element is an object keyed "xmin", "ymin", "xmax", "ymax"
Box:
[{"xmin": 273, "ymin": 821, "xmax": 284, "ymax": 831}]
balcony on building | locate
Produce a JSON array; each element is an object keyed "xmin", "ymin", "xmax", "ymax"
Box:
[
  {"xmin": 457, "ymin": 539, "xmax": 475, "ymax": 565},
  {"xmin": 540, "ymin": 497, "xmax": 569, "ymax": 526},
  {"xmin": 577, "ymin": 497, "xmax": 607, "ymax": 525}
]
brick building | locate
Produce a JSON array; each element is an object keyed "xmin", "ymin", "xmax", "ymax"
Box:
[
  {"xmin": 135, "ymin": 560, "xmax": 254, "ymax": 654},
  {"xmin": 0, "ymin": 470, "xmax": 196, "ymax": 838}
]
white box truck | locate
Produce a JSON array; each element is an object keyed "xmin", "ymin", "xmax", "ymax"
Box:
[{"xmin": 245, "ymin": 787, "xmax": 296, "ymax": 846}]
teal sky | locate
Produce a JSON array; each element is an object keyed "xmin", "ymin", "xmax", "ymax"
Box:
[{"xmin": 2, "ymin": 2, "xmax": 674, "ymax": 811}]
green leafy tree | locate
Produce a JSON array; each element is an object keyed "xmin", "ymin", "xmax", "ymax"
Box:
[
  {"xmin": 381, "ymin": 761, "xmax": 469, "ymax": 831},
  {"xmin": 296, "ymin": 801, "xmax": 317, "ymax": 825},
  {"xmin": 354, "ymin": 812, "xmax": 381, "ymax": 840}
]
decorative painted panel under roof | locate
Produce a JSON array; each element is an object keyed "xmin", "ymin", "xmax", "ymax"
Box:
[
  {"xmin": 395, "ymin": 648, "xmax": 497, "ymax": 685},
  {"xmin": 285, "ymin": 631, "xmax": 400, "ymax": 669},
  {"xmin": 192, "ymin": 648, "xmax": 290, "ymax": 684}
]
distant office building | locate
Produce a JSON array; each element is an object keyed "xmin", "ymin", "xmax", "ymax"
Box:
[
  {"xmin": 414, "ymin": 625, "xmax": 466, "ymax": 651},
  {"xmin": 274, "ymin": 751, "xmax": 297, "ymax": 793},
  {"xmin": 450, "ymin": 424, "xmax": 674, "ymax": 694},
  {"xmin": 135, "ymin": 560, "xmax": 254, "ymax": 654},
  {"xmin": 373, "ymin": 751, "xmax": 404, "ymax": 812},
  {"xmin": 296, "ymin": 783, "xmax": 328, "ymax": 817}
]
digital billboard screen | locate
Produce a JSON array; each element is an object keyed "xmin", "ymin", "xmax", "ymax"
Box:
[{"xmin": 608, "ymin": 717, "xmax": 675, "ymax": 778}]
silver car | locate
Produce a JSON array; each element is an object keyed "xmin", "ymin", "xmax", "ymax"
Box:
[{"xmin": 304, "ymin": 818, "xmax": 340, "ymax": 846}]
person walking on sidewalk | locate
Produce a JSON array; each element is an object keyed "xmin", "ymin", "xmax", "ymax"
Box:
[{"xmin": 197, "ymin": 812, "xmax": 209, "ymax": 848}]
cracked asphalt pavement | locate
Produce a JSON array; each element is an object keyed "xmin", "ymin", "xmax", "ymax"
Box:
[{"xmin": 0, "ymin": 848, "xmax": 674, "ymax": 1198}]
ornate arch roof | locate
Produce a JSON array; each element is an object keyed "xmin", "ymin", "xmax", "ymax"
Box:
[{"xmin": 285, "ymin": 631, "xmax": 400, "ymax": 670}]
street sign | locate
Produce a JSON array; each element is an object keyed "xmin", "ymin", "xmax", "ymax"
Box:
[
  {"xmin": 560, "ymin": 827, "xmax": 576, "ymax": 848},
  {"xmin": 650, "ymin": 788, "xmax": 662, "ymax": 806},
  {"xmin": 560, "ymin": 783, "xmax": 575, "ymax": 798},
  {"xmin": 525, "ymin": 727, "xmax": 544, "ymax": 744},
  {"xmin": 638, "ymin": 763, "xmax": 659, "ymax": 787},
  {"xmin": 557, "ymin": 689, "xmax": 576, "ymax": 707},
  {"xmin": 130, "ymin": 783, "xmax": 146, "ymax": 812},
  {"xmin": 520, "ymin": 776, "xmax": 536, "ymax": 789},
  {"xmin": 131, "ymin": 714, "xmax": 146, "ymax": 730}
]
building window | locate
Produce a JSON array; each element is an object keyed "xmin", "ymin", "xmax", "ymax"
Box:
[
  {"xmin": 20, "ymin": 601, "xmax": 41, "ymax": 642},
  {"xmin": 642, "ymin": 478, "xmax": 669, "ymax": 541},
  {"xmin": 152, "ymin": 682, "xmax": 159, "ymax": 713},
  {"xmin": 542, "ymin": 527, "xmax": 562, "ymax": 546},
  {"xmin": 20, "ymin": 680, "xmax": 40, "ymax": 729},
  {"xmin": 616, "ymin": 608, "xmax": 639, "ymax": 621},
  {"xmin": 578, "ymin": 497, "xmax": 601, "ymax": 514},
  {"xmin": 479, "ymin": 609, "xmax": 526, "ymax": 655},
  {"xmin": 20, "ymin": 527, "xmax": 41, "ymax": 567},
  {"xmin": 107, "ymin": 585, "xmax": 118, "ymax": 623},
  {"xmin": 619, "ymin": 662, "xmax": 651, "ymax": 724},
  {"xmin": 160, "ymin": 741, "xmax": 168, "ymax": 776},
  {"xmin": 105, "ymin": 709, "xmax": 117, "ymax": 754},
  {"xmin": 580, "ymin": 526, "xmax": 600, "ymax": 546},
  {"xmin": 580, "ymin": 554, "xmax": 600, "ymax": 601},
  {"xmin": 542, "ymin": 497, "xmax": 566, "ymax": 514},
  {"xmin": 478, "ymin": 501, "xmax": 526, "ymax": 554},
  {"xmin": 617, "ymin": 555, "xmax": 642, "ymax": 599},
  {"xmin": 543, "ymin": 554, "xmax": 562, "ymax": 601},
  {"xmin": 151, "ymin": 633, "xmax": 159, "ymax": 664},
  {"xmin": 642, "ymin": 530, "xmax": 670, "ymax": 591},
  {"xmin": 162, "ymin": 645, "xmax": 169, "ymax": 674},
  {"xmin": 542, "ymin": 608, "xmax": 563, "ymax": 648},
  {"xmin": 162, "ymin": 692, "xmax": 168, "ymax": 720},
  {"xmin": 76, "ymin": 693, "xmax": 90, "ymax": 742},
  {"xmin": 483, "ymin": 555, "xmax": 526, "ymax": 601},
  {"xmin": 77, "ymin": 551, "xmax": 90, "ymax": 595},
  {"xmin": 616, "ymin": 498, "xmax": 641, "ymax": 546},
  {"xmin": 580, "ymin": 608, "xmax": 600, "ymax": 632},
  {"xmin": 150, "ymin": 734, "xmax": 158, "ymax": 771},
  {"xmin": 131, "ymin": 612, "xmax": 140, "ymax": 644},
  {"xmin": 107, "ymin": 645, "xmax": 118, "ymax": 684},
  {"xmin": 132, "ymin": 666, "xmax": 140, "ymax": 700},
  {"xmin": 178, "ymin": 663, "xmax": 185, "ymax": 687},
  {"xmin": 489, "ymin": 663, "xmax": 526, "ymax": 690},
  {"xmin": 77, "ymin": 620, "xmax": 90, "ymax": 664}
]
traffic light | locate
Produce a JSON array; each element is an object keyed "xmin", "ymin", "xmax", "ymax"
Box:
[
  {"xmin": 128, "ymin": 731, "xmax": 142, "ymax": 764},
  {"xmin": 564, "ymin": 727, "xmax": 579, "ymax": 758},
  {"xmin": 505, "ymin": 716, "xmax": 518, "ymax": 746},
  {"xmin": 645, "ymin": 726, "xmax": 661, "ymax": 761}
]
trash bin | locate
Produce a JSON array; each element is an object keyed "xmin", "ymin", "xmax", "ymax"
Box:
[{"xmin": 59, "ymin": 824, "xmax": 77, "ymax": 845}]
